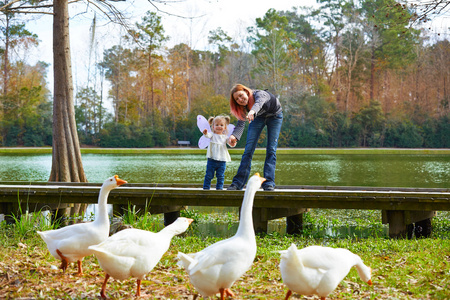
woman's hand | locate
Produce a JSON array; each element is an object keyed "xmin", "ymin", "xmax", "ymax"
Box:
[
  {"xmin": 228, "ymin": 135, "xmax": 237, "ymax": 147},
  {"xmin": 246, "ymin": 110, "xmax": 255, "ymax": 122}
]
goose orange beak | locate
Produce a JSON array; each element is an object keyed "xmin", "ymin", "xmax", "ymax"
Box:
[
  {"xmin": 254, "ymin": 173, "xmax": 266, "ymax": 183},
  {"xmin": 187, "ymin": 218, "xmax": 194, "ymax": 225},
  {"xmin": 114, "ymin": 175, "xmax": 127, "ymax": 186},
  {"xmin": 367, "ymin": 279, "xmax": 372, "ymax": 286}
]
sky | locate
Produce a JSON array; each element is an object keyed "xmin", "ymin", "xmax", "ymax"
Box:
[{"xmin": 23, "ymin": 0, "xmax": 317, "ymax": 91}]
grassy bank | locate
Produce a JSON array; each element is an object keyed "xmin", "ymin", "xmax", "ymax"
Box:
[
  {"xmin": 0, "ymin": 146, "xmax": 449, "ymax": 155},
  {"xmin": 1, "ymin": 209, "xmax": 450, "ymax": 299}
]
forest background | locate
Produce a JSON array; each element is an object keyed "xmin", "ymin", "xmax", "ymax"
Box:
[{"xmin": 1, "ymin": 0, "xmax": 449, "ymax": 149}]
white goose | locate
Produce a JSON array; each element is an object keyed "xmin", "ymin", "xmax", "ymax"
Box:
[
  {"xmin": 279, "ymin": 243, "xmax": 372, "ymax": 300},
  {"xmin": 89, "ymin": 217, "xmax": 194, "ymax": 299},
  {"xmin": 38, "ymin": 175, "xmax": 127, "ymax": 275},
  {"xmin": 177, "ymin": 173, "xmax": 266, "ymax": 300}
]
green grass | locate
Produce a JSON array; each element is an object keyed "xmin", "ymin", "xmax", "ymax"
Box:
[{"xmin": 1, "ymin": 209, "xmax": 450, "ymax": 299}]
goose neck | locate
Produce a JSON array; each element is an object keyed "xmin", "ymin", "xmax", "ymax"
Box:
[
  {"xmin": 160, "ymin": 226, "xmax": 178, "ymax": 238},
  {"xmin": 354, "ymin": 258, "xmax": 370, "ymax": 280},
  {"xmin": 236, "ymin": 186, "xmax": 258, "ymax": 237},
  {"xmin": 94, "ymin": 187, "xmax": 111, "ymax": 224}
]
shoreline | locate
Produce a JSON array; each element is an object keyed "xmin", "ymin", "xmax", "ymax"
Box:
[{"xmin": 0, "ymin": 147, "xmax": 449, "ymax": 155}]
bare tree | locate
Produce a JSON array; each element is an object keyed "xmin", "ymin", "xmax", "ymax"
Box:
[
  {"xmin": 339, "ymin": 27, "xmax": 368, "ymax": 112},
  {"xmin": 406, "ymin": 0, "xmax": 450, "ymax": 23}
]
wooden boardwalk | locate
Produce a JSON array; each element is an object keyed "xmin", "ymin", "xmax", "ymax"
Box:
[{"xmin": 1, "ymin": 182, "xmax": 449, "ymax": 238}]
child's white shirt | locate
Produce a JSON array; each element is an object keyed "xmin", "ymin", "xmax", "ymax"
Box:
[{"xmin": 205, "ymin": 132, "xmax": 231, "ymax": 162}]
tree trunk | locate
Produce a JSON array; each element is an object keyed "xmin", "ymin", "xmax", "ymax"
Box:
[
  {"xmin": 185, "ymin": 50, "xmax": 191, "ymax": 113},
  {"xmin": 370, "ymin": 42, "xmax": 375, "ymax": 101},
  {"xmin": 335, "ymin": 32, "xmax": 341, "ymax": 110},
  {"xmin": 0, "ymin": 14, "xmax": 9, "ymax": 144},
  {"xmin": 50, "ymin": 0, "xmax": 87, "ymax": 221},
  {"xmin": 2, "ymin": 14, "xmax": 10, "ymax": 98},
  {"xmin": 148, "ymin": 52, "xmax": 154, "ymax": 125}
]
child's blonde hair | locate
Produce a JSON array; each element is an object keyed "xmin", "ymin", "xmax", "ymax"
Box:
[{"xmin": 208, "ymin": 115, "xmax": 231, "ymax": 134}]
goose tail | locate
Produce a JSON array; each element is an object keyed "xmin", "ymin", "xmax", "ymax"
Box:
[
  {"xmin": 37, "ymin": 231, "xmax": 51, "ymax": 243},
  {"xmin": 280, "ymin": 243, "xmax": 304, "ymax": 270},
  {"xmin": 177, "ymin": 252, "xmax": 196, "ymax": 269},
  {"xmin": 88, "ymin": 244, "xmax": 108, "ymax": 255}
]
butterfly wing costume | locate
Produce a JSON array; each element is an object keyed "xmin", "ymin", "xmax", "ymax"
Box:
[{"xmin": 197, "ymin": 115, "xmax": 234, "ymax": 149}]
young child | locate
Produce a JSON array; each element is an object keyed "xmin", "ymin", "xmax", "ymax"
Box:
[{"xmin": 202, "ymin": 115, "xmax": 233, "ymax": 190}]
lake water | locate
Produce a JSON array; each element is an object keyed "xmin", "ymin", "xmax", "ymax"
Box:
[{"xmin": 0, "ymin": 152, "xmax": 449, "ymax": 188}]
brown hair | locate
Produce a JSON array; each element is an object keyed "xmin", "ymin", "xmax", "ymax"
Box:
[
  {"xmin": 229, "ymin": 84, "xmax": 255, "ymax": 121},
  {"xmin": 208, "ymin": 115, "xmax": 231, "ymax": 134}
]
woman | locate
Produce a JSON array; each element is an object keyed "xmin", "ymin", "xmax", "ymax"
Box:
[{"xmin": 227, "ymin": 84, "xmax": 283, "ymax": 191}]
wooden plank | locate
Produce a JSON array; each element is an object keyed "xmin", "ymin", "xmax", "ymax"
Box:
[{"xmin": 1, "ymin": 181, "xmax": 448, "ymax": 192}]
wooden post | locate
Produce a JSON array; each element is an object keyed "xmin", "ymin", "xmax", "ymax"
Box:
[
  {"xmin": 384, "ymin": 210, "xmax": 408, "ymax": 238},
  {"xmin": 286, "ymin": 214, "xmax": 303, "ymax": 235},
  {"xmin": 1, "ymin": 202, "xmax": 13, "ymax": 223},
  {"xmin": 252, "ymin": 208, "xmax": 269, "ymax": 234},
  {"xmin": 252, "ymin": 208, "xmax": 307, "ymax": 235},
  {"xmin": 164, "ymin": 211, "xmax": 180, "ymax": 226},
  {"xmin": 382, "ymin": 210, "xmax": 436, "ymax": 239}
]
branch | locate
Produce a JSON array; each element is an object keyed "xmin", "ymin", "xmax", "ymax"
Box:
[
  {"xmin": 5, "ymin": 4, "xmax": 53, "ymax": 9},
  {"xmin": 407, "ymin": 0, "xmax": 450, "ymax": 23},
  {"xmin": 0, "ymin": 0, "xmax": 22, "ymax": 11},
  {"xmin": 146, "ymin": 0, "xmax": 206, "ymax": 20},
  {"xmin": 0, "ymin": 0, "xmax": 79, "ymax": 13},
  {"xmin": 8, "ymin": 10, "xmax": 53, "ymax": 14}
]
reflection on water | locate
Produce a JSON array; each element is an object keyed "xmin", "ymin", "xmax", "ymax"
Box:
[{"xmin": 0, "ymin": 153, "xmax": 449, "ymax": 188}]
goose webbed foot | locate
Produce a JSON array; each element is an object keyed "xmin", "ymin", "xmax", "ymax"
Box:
[
  {"xmin": 225, "ymin": 288, "xmax": 235, "ymax": 298},
  {"xmin": 100, "ymin": 273, "xmax": 110, "ymax": 299},
  {"xmin": 219, "ymin": 288, "xmax": 235, "ymax": 300}
]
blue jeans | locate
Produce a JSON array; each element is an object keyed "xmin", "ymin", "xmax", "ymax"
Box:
[
  {"xmin": 231, "ymin": 112, "xmax": 283, "ymax": 189},
  {"xmin": 203, "ymin": 158, "xmax": 227, "ymax": 190}
]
